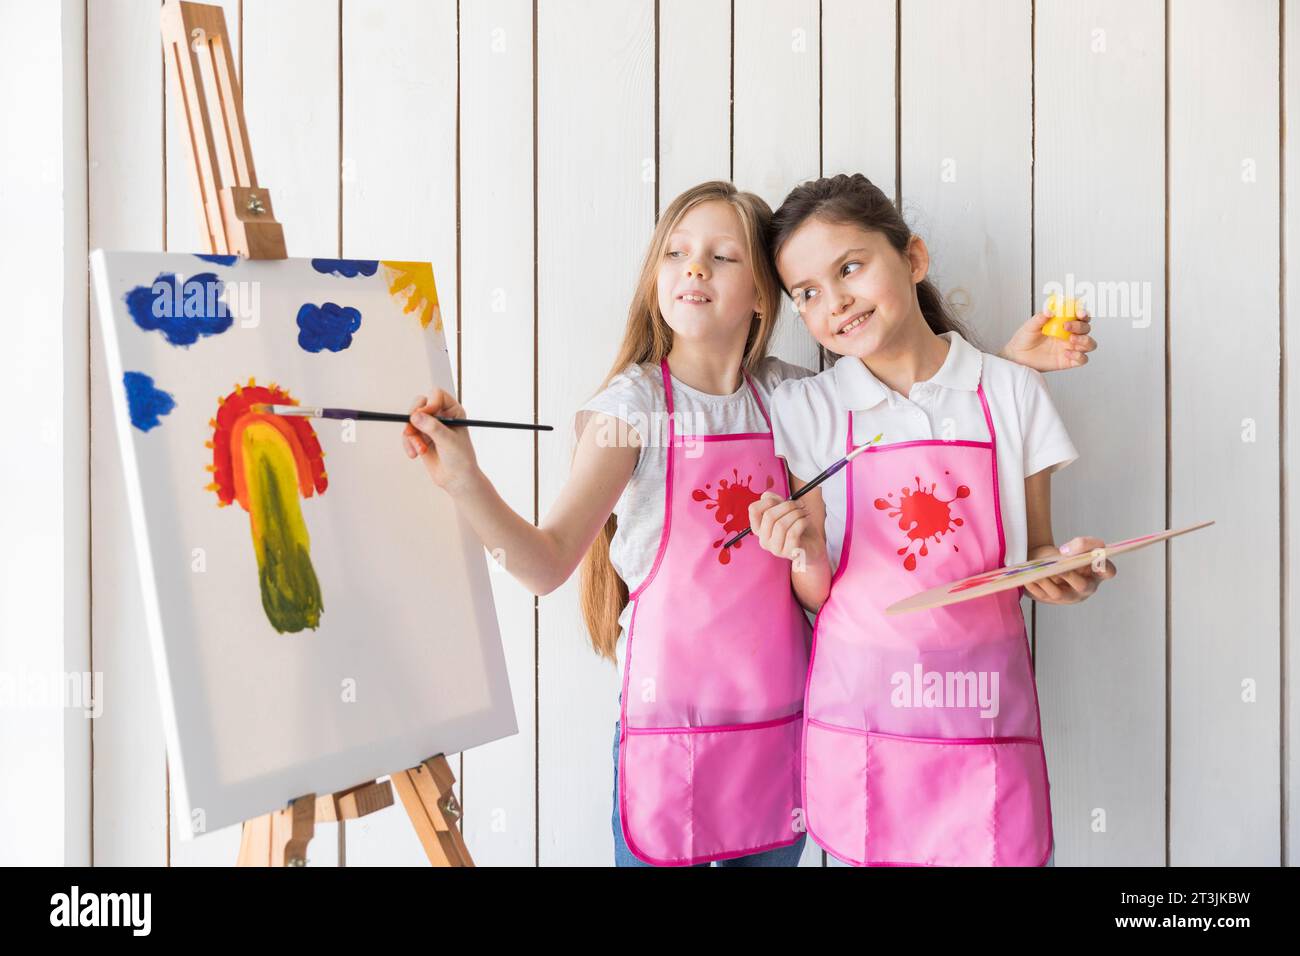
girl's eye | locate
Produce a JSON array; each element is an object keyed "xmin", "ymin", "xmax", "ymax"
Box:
[
  {"xmin": 803, "ymin": 288, "xmax": 820, "ymax": 302},
  {"xmin": 666, "ymin": 251, "xmax": 685, "ymax": 258},
  {"xmin": 842, "ymin": 261, "xmax": 861, "ymax": 277},
  {"xmin": 714, "ymin": 254, "xmax": 736, "ymax": 263}
]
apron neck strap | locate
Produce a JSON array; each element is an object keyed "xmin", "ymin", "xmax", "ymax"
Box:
[
  {"xmin": 658, "ymin": 358, "xmax": 675, "ymax": 417},
  {"xmin": 742, "ymin": 367, "xmax": 773, "ymax": 431},
  {"xmin": 975, "ymin": 381, "xmax": 994, "ymax": 443},
  {"xmin": 658, "ymin": 358, "xmax": 774, "ymax": 433},
  {"xmin": 846, "ymin": 381, "xmax": 994, "ymax": 451}
]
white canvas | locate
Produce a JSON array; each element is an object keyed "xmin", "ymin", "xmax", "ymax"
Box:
[{"xmin": 89, "ymin": 249, "xmax": 517, "ymax": 839}]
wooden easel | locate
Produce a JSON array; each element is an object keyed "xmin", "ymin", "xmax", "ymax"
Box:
[{"xmin": 160, "ymin": 0, "xmax": 474, "ymax": 867}]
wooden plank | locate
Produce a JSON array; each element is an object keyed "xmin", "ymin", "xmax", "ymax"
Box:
[
  {"xmin": 241, "ymin": 0, "xmax": 338, "ymax": 256},
  {"xmin": 901, "ymin": 0, "xmax": 1031, "ymax": 355},
  {"xmin": 658, "ymin": 0, "xmax": 730, "ymax": 205},
  {"xmin": 1286, "ymin": 0, "xmax": 1300, "ymax": 869},
  {"xmin": 458, "ymin": 0, "xmax": 537, "ymax": 867},
  {"xmin": 0, "ymin": 0, "xmax": 88, "ymax": 866},
  {"xmin": 1034, "ymin": 0, "xmax": 1166, "ymax": 866},
  {"xmin": 86, "ymin": 0, "xmax": 168, "ymax": 867},
  {"xmin": 338, "ymin": 0, "xmax": 459, "ymax": 866},
  {"xmin": 821, "ymin": 0, "xmax": 896, "ymax": 199},
  {"xmin": 1169, "ymin": 0, "xmax": 1279, "ymax": 864},
  {"xmin": 733, "ymin": 0, "xmax": 820, "ymax": 372},
  {"xmin": 537, "ymin": 0, "xmax": 654, "ymax": 865}
]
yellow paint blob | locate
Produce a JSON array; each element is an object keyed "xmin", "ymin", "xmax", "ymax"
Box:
[
  {"xmin": 241, "ymin": 420, "xmax": 323, "ymax": 633},
  {"xmin": 1042, "ymin": 294, "xmax": 1079, "ymax": 341}
]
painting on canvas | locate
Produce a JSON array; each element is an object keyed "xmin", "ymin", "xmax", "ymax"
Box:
[{"xmin": 90, "ymin": 250, "xmax": 517, "ymax": 838}]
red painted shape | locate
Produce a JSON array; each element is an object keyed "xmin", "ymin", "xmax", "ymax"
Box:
[
  {"xmin": 874, "ymin": 475, "xmax": 969, "ymax": 571},
  {"xmin": 692, "ymin": 468, "xmax": 776, "ymax": 565},
  {"xmin": 209, "ymin": 381, "xmax": 327, "ymax": 509}
]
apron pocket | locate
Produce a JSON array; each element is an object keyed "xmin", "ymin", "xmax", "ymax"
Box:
[
  {"xmin": 863, "ymin": 731, "xmax": 1052, "ymax": 866},
  {"xmin": 622, "ymin": 714, "xmax": 802, "ymax": 865},
  {"xmin": 804, "ymin": 719, "xmax": 869, "ymax": 865}
]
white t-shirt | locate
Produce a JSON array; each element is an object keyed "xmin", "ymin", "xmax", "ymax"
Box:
[
  {"xmin": 770, "ymin": 331, "xmax": 1078, "ymax": 574},
  {"xmin": 578, "ymin": 355, "xmax": 816, "ymax": 673}
]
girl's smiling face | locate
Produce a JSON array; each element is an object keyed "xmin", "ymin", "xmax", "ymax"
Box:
[
  {"xmin": 775, "ymin": 216, "xmax": 930, "ymax": 360},
  {"xmin": 657, "ymin": 200, "xmax": 759, "ymax": 348}
]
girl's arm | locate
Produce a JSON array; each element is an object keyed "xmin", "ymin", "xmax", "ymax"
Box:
[
  {"xmin": 1022, "ymin": 469, "xmax": 1116, "ymax": 603},
  {"xmin": 748, "ymin": 476, "xmax": 832, "ymax": 615},
  {"xmin": 404, "ymin": 389, "xmax": 638, "ymax": 596},
  {"xmin": 1000, "ymin": 310, "xmax": 1096, "ymax": 372}
]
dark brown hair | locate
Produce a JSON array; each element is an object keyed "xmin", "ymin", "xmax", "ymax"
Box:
[{"xmin": 768, "ymin": 173, "xmax": 978, "ymax": 354}]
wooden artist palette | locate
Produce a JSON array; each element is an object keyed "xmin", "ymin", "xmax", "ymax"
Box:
[{"xmin": 885, "ymin": 520, "xmax": 1215, "ymax": 615}]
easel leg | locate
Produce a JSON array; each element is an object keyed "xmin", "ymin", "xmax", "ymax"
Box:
[
  {"xmin": 236, "ymin": 794, "xmax": 315, "ymax": 866},
  {"xmin": 390, "ymin": 756, "xmax": 475, "ymax": 867}
]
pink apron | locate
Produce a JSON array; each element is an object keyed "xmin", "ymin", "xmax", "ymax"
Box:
[
  {"xmin": 802, "ymin": 380, "xmax": 1054, "ymax": 866},
  {"xmin": 617, "ymin": 358, "xmax": 810, "ymax": 865}
]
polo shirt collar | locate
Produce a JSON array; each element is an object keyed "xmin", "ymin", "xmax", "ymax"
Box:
[{"xmin": 832, "ymin": 330, "xmax": 983, "ymax": 410}]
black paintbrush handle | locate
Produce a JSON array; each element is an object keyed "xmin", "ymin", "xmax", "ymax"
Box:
[
  {"xmin": 326, "ymin": 409, "xmax": 552, "ymax": 431},
  {"xmin": 722, "ymin": 456, "xmax": 852, "ymax": 549},
  {"xmin": 440, "ymin": 417, "xmax": 553, "ymax": 432}
]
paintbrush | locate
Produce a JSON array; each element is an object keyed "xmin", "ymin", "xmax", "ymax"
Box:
[
  {"xmin": 722, "ymin": 433, "xmax": 884, "ymax": 549},
  {"xmin": 252, "ymin": 404, "xmax": 552, "ymax": 432}
]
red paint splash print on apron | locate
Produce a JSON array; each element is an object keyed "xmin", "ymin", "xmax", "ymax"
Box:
[
  {"xmin": 874, "ymin": 470, "xmax": 970, "ymax": 571},
  {"xmin": 692, "ymin": 468, "xmax": 775, "ymax": 564}
]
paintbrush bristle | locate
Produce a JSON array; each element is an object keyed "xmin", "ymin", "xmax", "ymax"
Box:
[
  {"xmin": 257, "ymin": 404, "xmax": 317, "ymax": 417},
  {"xmin": 845, "ymin": 433, "xmax": 885, "ymax": 461}
]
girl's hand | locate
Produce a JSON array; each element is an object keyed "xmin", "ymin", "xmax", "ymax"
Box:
[
  {"xmin": 1024, "ymin": 535, "xmax": 1117, "ymax": 604},
  {"xmin": 747, "ymin": 491, "xmax": 825, "ymax": 564},
  {"xmin": 403, "ymin": 389, "xmax": 482, "ymax": 495},
  {"xmin": 1001, "ymin": 309, "xmax": 1096, "ymax": 372}
]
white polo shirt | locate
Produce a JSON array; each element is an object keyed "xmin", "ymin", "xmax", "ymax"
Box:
[{"xmin": 770, "ymin": 331, "xmax": 1079, "ymax": 573}]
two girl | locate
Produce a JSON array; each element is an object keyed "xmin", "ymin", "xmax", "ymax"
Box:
[
  {"xmin": 402, "ymin": 178, "xmax": 1098, "ymax": 867},
  {"xmin": 749, "ymin": 173, "xmax": 1114, "ymax": 866}
]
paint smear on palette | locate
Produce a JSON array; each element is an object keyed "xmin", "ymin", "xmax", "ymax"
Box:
[
  {"xmin": 311, "ymin": 258, "xmax": 378, "ymax": 278},
  {"xmin": 123, "ymin": 371, "xmax": 176, "ymax": 432},
  {"xmin": 206, "ymin": 378, "xmax": 328, "ymax": 634},
  {"xmin": 949, "ymin": 558, "xmax": 1058, "ymax": 593},
  {"xmin": 380, "ymin": 261, "xmax": 442, "ymax": 331},
  {"xmin": 296, "ymin": 301, "xmax": 362, "ymax": 353},
  {"xmin": 194, "ymin": 253, "xmax": 238, "ymax": 265},
  {"xmin": 124, "ymin": 272, "xmax": 232, "ymax": 346}
]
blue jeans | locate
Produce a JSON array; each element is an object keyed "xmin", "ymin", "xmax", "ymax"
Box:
[
  {"xmin": 611, "ymin": 720, "xmax": 808, "ymax": 867},
  {"xmin": 827, "ymin": 844, "xmax": 1056, "ymax": 867}
]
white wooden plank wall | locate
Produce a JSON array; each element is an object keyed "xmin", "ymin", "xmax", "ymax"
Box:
[{"xmin": 14, "ymin": 0, "xmax": 1286, "ymax": 865}]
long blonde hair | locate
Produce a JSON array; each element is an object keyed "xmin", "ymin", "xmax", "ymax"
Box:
[{"xmin": 579, "ymin": 181, "xmax": 784, "ymax": 662}]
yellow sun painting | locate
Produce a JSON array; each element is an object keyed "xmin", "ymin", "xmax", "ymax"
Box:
[{"xmin": 379, "ymin": 260, "xmax": 442, "ymax": 331}]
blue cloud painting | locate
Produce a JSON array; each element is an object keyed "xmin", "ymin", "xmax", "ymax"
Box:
[
  {"xmin": 296, "ymin": 302, "xmax": 362, "ymax": 353},
  {"xmin": 123, "ymin": 371, "xmax": 176, "ymax": 432},
  {"xmin": 311, "ymin": 258, "xmax": 379, "ymax": 278},
  {"xmin": 124, "ymin": 272, "xmax": 233, "ymax": 346}
]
